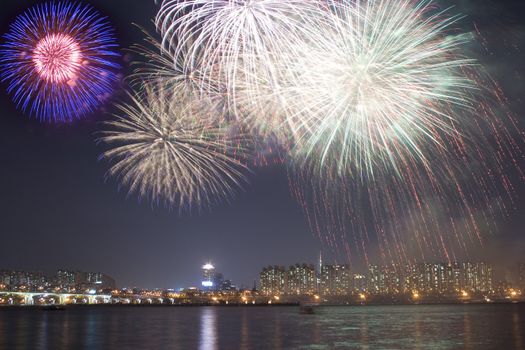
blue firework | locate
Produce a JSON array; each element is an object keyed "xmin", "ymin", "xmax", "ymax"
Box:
[{"xmin": 0, "ymin": 1, "xmax": 120, "ymax": 122}]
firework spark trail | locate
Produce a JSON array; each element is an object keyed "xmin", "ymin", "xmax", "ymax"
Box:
[
  {"xmin": 155, "ymin": 0, "xmax": 327, "ymax": 140},
  {"xmin": 99, "ymin": 31, "xmax": 255, "ymax": 211},
  {"xmin": 99, "ymin": 82, "xmax": 251, "ymax": 211},
  {"xmin": 289, "ymin": 96, "xmax": 521, "ymax": 264},
  {"xmin": 276, "ymin": 0, "xmax": 524, "ymax": 265},
  {"xmin": 0, "ymin": 1, "xmax": 120, "ymax": 122},
  {"xmin": 145, "ymin": 0, "xmax": 522, "ymax": 262},
  {"xmin": 275, "ymin": 0, "xmax": 484, "ymax": 178},
  {"xmin": 129, "ymin": 28, "xmax": 224, "ymax": 100}
]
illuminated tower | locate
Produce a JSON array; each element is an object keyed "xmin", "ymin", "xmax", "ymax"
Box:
[
  {"xmin": 519, "ymin": 263, "xmax": 525, "ymax": 290},
  {"xmin": 202, "ymin": 263, "xmax": 215, "ymax": 289},
  {"xmin": 317, "ymin": 251, "xmax": 323, "ymax": 293}
]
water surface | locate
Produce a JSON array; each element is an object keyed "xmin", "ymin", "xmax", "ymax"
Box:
[{"xmin": 1, "ymin": 304, "xmax": 524, "ymax": 349}]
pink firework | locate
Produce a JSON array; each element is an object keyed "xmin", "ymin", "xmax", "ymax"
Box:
[{"xmin": 33, "ymin": 33, "xmax": 82, "ymax": 85}]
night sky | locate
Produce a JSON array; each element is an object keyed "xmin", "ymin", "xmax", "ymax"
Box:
[{"xmin": 0, "ymin": 0, "xmax": 524, "ymax": 289}]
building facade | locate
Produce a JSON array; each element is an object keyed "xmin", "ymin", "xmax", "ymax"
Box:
[
  {"xmin": 368, "ymin": 264, "xmax": 405, "ymax": 295},
  {"xmin": 0, "ymin": 270, "xmax": 47, "ymax": 290},
  {"xmin": 287, "ymin": 264, "xmax": 316, "ymax": 295},
  {"xmin": 78, "ymin": 272, "xmax": 116, "ymax": 290},
  {"xmin": 368, "ymin": 262, "xmax": 493, "ymax": 295},
  {"xmin": 56, "ymin": 270, "xmax": 77, "ymax": 290},
  {"xmin": 201, "ymin": 263, "xmax": 215, "ymax": 290},
  {"xmin": 461, "ymin": 262, "xmax": 492, "ymax": 293},
  {"xmin": 352, "ymin": 274, "xmax": 367, "ymax": 293},
  {"xmin": 259, "ymin": 266, "xmax": 286, "ymax": 296},
  {"xmin": 0, "ymin": 269, "xmax": 116, "ymax": 292},
  {"xmin": 320, "ymin": 265, "xmax": 352, "ymax": 296}
]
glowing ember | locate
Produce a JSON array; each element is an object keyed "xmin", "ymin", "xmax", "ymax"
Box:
[{"xmin": 33, "ymin": 33, "xmax": 81, "ymax": 84}]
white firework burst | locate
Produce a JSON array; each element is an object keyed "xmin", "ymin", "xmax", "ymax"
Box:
[
  {"xmin": 155, "ymin": 0, "xmax": 324, "ymax": 130},
  {"xmin": 280, "ymin": 0, "xmax": 480, "ymax": 177},
  {"xmin": 99, "ymin": 84, "xmax": 250, "ymax": 210}
]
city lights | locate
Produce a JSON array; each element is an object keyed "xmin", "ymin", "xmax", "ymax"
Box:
[{"xmin": 1, "ymin": 261, "xmax": 524, "ymax": 306}]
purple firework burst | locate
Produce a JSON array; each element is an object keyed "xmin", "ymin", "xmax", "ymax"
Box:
[{"xmin": 0, "ymin": 1, "xmax": 120, "ymax": 122}]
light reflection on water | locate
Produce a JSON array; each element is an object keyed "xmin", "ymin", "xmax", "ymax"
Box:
[
  {"xmin": 514, "ymin": 310, "xmax": 524, "ymax": 350},
  {"xmin": 200, "ymin": 307, "xmax": 218, "ymax": 350},
  {"xmin": 0, "ymin": 304, "xmax": 523, "ymax": 350}
]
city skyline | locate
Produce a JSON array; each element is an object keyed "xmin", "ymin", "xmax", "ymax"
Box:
[
  {"xmin": 2, "ymin": 257, "xmax": 525, "ymax": 293},
  {"xmin": 2, "ymin": 259, "xmax": 523, "ymax": 309}
]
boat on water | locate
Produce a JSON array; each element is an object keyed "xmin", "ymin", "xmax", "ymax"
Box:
[
  {"xmin": 41, "ymin": 305, "xmax": 66, "ymax": 311},
  {"xmin": 299, "ymin": 303, "xmax": 318, "ymax": 314}
]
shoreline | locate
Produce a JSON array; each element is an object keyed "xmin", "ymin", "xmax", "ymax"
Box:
[{"xmin": 1, "ymin": 300, "xmax": 523, "ymax": 309}]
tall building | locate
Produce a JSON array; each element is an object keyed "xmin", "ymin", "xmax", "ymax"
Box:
[
  {"xmin": 461, "ymin": 262, "xmax": 493, "ymax": 293},
  {"xmin": 259, "ymin": 266, "xmax": 286, "ymax": 296},
  {"xmin": 201, "ymin": 263, "xmax": 215, "ymax": 290},
  {"xmin": 367, "ymin": 262, "xmax": 493, "ymax": 295},
  {"xmin": 220, "ymin": 279, "xmax": 236, "ymax": 291},
  {"xmin": 441, "ymin": 263, "xmax": 462, "ymax": 293},
  {"xmin": 77, "ymin": 272, "xmax": 116, "ymax": 290},
  {"xmin": 320, "ymin": 264, "xmax": 351, "ymax": 296},
  {"xmin": 352, "ymin": 274, "xmax": 367, "ymax": 293},
  {"xmin": 212, "ymin": 272, "xmax": 224, "ymax": 290},
  {"xmin": 287, "ymin": 264, "xmax": 316, "ymax": 296},
  {"xmin": 411, "ymin": 263, "xmax": 459, "ymax": 293},
  {"xmin": 368, "ymin": 264, "xmax": 404, "ymax": 295},
  {"xmin": 0, "ymin": 270, "xmax": 46, "ymax": 290},
  {"xmin": 56, "ymin": 270, "xmax": 77, "ymax": 289}
]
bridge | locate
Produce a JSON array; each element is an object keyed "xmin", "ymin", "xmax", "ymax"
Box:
[{"xmin": 0, "ymin": 291, "xmax": 111, "ymax": 305}]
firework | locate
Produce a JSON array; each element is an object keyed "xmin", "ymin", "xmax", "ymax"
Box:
[
  {"xmin": 275, "ymin": 0, "xmax": 483, "ymax": 177},
  {"xmin": 155, "ymin": 0, "xmax": 324, "ymax": 136},
  {"xmin": 290, "ymin": 140, "xmax": 519, "ymax": 265},
  {"xmin": 135, "ymin": 0, "xmax": 521, "ymax": 262},
  {"xmin": 286, "ymin": 0, "xmax": 524, "ymax": 264},
  {"xmin": 129, "ymin": 29, "xmax": 226, "ymax": 108},
  {"xmin": 0, "ymin": 1, "xmax": 120, "ymax": 122},
  {"xmin": 99, "ymin": 82, "xmax": 250, "ymax": 210}
]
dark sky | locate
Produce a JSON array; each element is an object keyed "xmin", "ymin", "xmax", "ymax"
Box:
[{"xmin": 0, "ymin": 0, "xmax": 524, "ymax": 289}]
